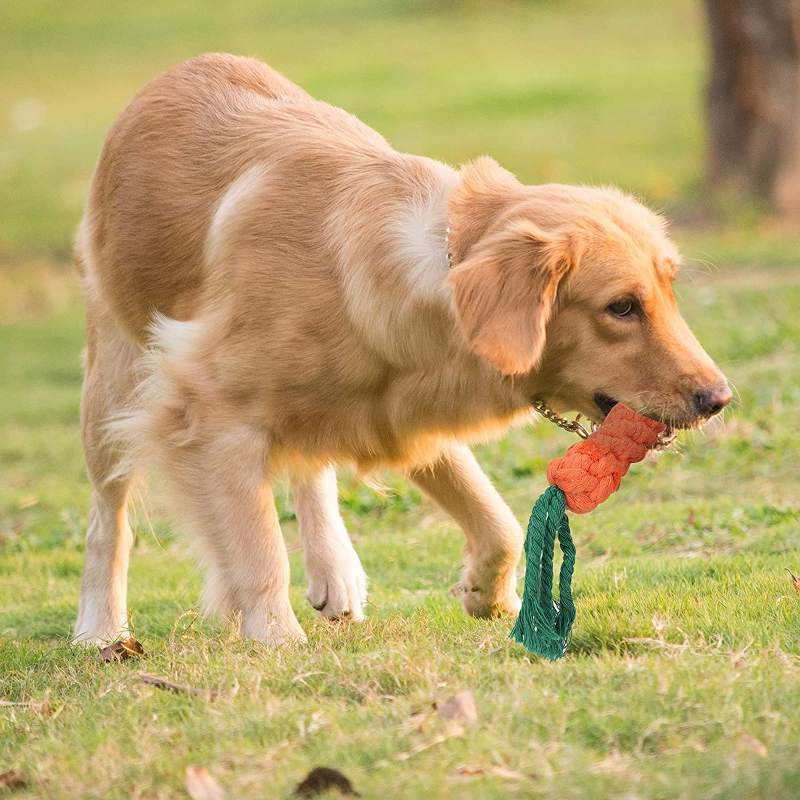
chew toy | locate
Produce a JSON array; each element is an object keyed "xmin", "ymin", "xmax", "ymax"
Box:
[{"xmin": 510, "ymin": 404, "xmax": 665, "ymax": 661}]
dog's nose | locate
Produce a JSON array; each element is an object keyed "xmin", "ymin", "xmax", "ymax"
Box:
[{"xmin": 693, "ymin": 383, "xmax": 732, "ymax": 417}]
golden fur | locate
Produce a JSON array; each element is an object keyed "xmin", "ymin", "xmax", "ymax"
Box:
[{"xmin": 74, "ymin": 54, "xmax": 730, "ymax": 645}]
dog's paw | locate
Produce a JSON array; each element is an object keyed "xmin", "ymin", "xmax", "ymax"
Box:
[
  {"xmin": 241, "ymin": 602, "xmax": 307, "ymax": 646},
  {"xmin": 73, "ymin": 631, "xmax": 129, "ymax": 648},
  {"xmin": 305, "ymin": 543, "xmax": 368, "ymax": 621},
  {"xmin": 74, "ymin": 603, "xmax": 130, "ymax": 647},
  {"xmin": 454, "ymin": 571, "xmax": 521, "ymax": 619}
]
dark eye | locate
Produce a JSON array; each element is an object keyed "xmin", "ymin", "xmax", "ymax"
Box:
[{"xmin": 607, "ymin": 298, "xmax": 638, "ymax": 318}]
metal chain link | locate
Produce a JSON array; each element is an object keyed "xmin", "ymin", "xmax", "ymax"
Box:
[
  {"xmin": 531, "ymin": 400, "xmax": 677, "ymax": 450},
  {"xmin": 531, "ymin": 400, "xmax": 591, "ymax": 439}
]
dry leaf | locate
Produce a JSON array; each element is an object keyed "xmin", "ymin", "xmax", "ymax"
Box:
[
  {"xmin": 97, "ymin": 637, "xmax": 144, "ymax": 664},
  {"xmin": 736, "ymin": 734, "xmax": 768, "ymax": 758},
  {"xmin": 0, "ymin": 770, "xmax": 27, "ymax": 790},
  {"xmin": 185, "ymin": 766, "xmax": 226, "ymax": 800},
  {"xmin": 139, "ymin": 673, "xmax": 220, "ymax": 700},
  {"xmin": 293, "ymin": 767, "xmax": 360, "ymax": 798},
  {"xmin": 435, "ymin": 690, "xmax": 478, "ymax": 728},
  {"xmin": 786, "ymin": 568, "xmax": 800, "ymax": 593}
]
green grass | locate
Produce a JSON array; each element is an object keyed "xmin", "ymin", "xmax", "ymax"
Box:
[
  {"xmin": 2, "ymin": 0, "xmax": 800, "ymax": 797},
  {"xmin": 2, "ymin": 274, "xmax": 799, "ymax": 800}
]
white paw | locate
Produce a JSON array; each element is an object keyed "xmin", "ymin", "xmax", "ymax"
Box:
[
  {"xmin": 241, "ymin": 602, "xmax": 307, "ymax": 646},
  {"xmin": 305, "ymin": 543, "xmax": 368, "ymax": 621},
  {"xmin": 455, "ymin": 568, "xmax": 521, "ymax": 619},
  {"xmin": 74, "ymin": 598, "xmax": 130, "ymax": 646}
]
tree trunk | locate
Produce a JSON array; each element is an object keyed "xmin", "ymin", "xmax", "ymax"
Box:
[{"xmin": 705, "ymin": 0, "xmax": 800, "ymax": 218}]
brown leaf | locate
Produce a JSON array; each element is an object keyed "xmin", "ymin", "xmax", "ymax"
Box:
[
  {"xmin": 97, "ymin": 637, "xmax": 144, "ymax": 664},
  {"xmin": 139, "ymin": 673, "xmax": 220, "ymax": 700},
  {"xmin": 185, "ymin": 766, "xmax": 226, "ymax": 800},
  {"xmin": 293, "ymin": 767, "xmax": 360, "ymax": 798},
  {"xmin": 0, "ymin": 770, "xmax": 27, "ymax": 790},
  {"xmin": 786, "ymin": 568, "xmax": 800, "ymax": 593},
  {"xmin": 435, "ymin": 690, "xmax": 478, "ymax": 728}
]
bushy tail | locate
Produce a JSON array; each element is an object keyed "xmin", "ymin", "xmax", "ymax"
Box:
[{"xmin": 103, "ymin": 315, "xmax": 207, "ymax": 487}]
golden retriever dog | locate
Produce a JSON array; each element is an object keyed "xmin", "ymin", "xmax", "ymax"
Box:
[{"xmin": 73, "ymin": 53, "xmax": 731, "ymax": 646}]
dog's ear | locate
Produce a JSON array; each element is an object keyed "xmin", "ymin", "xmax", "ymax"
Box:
[{"xmin": 447, "ymin": 219, "xmax": 576, "ymax": 375}]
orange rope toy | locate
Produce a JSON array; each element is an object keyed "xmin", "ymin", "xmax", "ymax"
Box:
[{"xmin": 510, "ymin": 404, "xmax": 665, "ymax": 660}]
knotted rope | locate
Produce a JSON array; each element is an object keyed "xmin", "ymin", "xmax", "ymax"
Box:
[{"xmin": 510, "ymin": 404, "xmax": 665, "ymax": 660}]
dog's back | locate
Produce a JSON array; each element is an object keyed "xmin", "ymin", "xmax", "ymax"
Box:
[{"xmin": 77, "ymin": 53, "xmax": 368, "ymax": 341}]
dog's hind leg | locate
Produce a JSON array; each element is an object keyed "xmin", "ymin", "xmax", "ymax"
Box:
[
  {"xmin": 409, "ymin": 443, "xmax": 523, "ymax": 618},
  {"xmin": 151, "ymin": 411, "xmax": 306, "ymax": 646},
  {"xmin": 74, "ymin": 300, "xmax": 139, "ymax": 644},
  {"xmin": 291, "ymin": 466, "xmax": 367, "ymax": 620}
]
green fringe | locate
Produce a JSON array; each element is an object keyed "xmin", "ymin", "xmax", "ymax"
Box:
[{"xmin": 510, "ymin": 484, "xmax": 576, "ymax": 661}]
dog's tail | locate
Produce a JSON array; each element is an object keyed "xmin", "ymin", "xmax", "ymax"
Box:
[{"xmin": 104, "ymin": 314, "xmax": 208, "ymax": 487}]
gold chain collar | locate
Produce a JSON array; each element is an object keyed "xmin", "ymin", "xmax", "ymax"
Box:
[{"xmin": 531, "ymin": 400, "xmax": 677, "ymax": 450}]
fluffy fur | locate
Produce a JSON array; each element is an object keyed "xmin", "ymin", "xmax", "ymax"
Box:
[{"xmin": 73, "ymin": 54, "xmax": 729, "ymax": 645}]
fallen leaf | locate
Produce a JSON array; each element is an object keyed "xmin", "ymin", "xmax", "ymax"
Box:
[
  {"xmin": 97, "ymin": 637, "xmax": 145, "ymax": 664},
  {"xmin": 185, "ymin": 766, "xmax": 226, "ymax": 800},
  {"xmin": 736, "ymin": 734, "xmax": 768, "ymax": 758},
  {"xmin": 0, "ymin": 770, "xmax": 27, "ymax": 790},
  {"xmin": 139, "ymin": 673, "xmax": 220, "ymax": 700},
  {"xmin": 293, "ymin": 767, "xmax": 360, "ymax": 798},
  {"xmin": 435, "ymin": 690, "xmax": 478, "ymax": 728},
  {"xmin": 786, "ymin": 568, "xmax": 800, "ymax": 593}
]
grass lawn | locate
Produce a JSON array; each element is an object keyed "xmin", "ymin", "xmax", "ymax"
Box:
[{"xmin": 2, "ymin": 0, "xmax": 800, "ymax": 798}]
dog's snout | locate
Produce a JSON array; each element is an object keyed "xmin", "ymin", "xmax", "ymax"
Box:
[{"xmin": 692, "ymin": 383, "xmax": 732, "ymax": 418}]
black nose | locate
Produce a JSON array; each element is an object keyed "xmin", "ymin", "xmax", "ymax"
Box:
[{"xmin": 693, "ymin": 383, "xmax": 732, "ymax": 417}]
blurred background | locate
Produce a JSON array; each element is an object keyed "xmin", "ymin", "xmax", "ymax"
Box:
[
  {"xmin": 1, "ymin": 0, "xmax": 799, "ymax": 570},
  {"xmin": 5, "ymin": 0, "xmax": 800, "ymax": 269}
]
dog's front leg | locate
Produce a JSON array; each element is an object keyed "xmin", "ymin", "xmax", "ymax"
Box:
[
  {"xmin": 409, "ymin": 443, "xmax": 522, "ymax": 618},
  {"xmin": 291, "ymin": 466, "xmax": 367, "ymax": 620}
]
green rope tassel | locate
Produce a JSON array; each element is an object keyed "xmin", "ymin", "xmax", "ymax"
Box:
[{"xmin": 509, "ymin": 484, "xmax": 576, "ymax": 661}]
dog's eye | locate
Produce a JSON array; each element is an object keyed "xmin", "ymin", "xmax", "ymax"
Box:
[{"xmin": 607, "ymin": 298, "xmax": 638, "ymax": 318}]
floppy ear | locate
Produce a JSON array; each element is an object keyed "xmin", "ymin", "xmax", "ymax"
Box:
[{"xmin": 447, "ymin": 219, "xmax": 575, "ymax": 375}]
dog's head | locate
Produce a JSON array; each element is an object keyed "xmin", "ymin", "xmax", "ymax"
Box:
[{"xmin": 447, "ymin": 159, "xmax": 730, "ymax": 429}]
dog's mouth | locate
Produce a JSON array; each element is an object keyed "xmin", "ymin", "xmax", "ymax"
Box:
[
  {"xmin": 593, "ymin": 393, "xmax": 618, "ymax": 418},
  {"xmin": 593, "ymin": 392, "xmax": 677, "ymax": 449}
]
